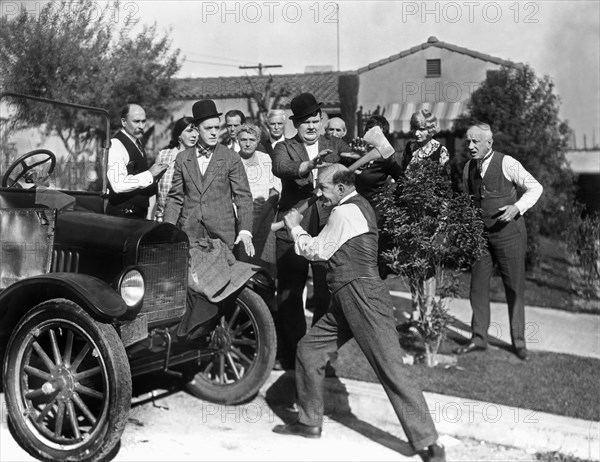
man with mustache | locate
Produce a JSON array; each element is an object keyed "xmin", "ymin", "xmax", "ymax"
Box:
[
  {"xmin": 107, "ymin": 104, "xmax": 168, "ymax": 219},
  {"xmin": 271, "ymin": 93, "xmax": 351, "ymax": 370},
  {"xmin": 455, "ymin": 123, "xmax": 543, "ymax": 361}
]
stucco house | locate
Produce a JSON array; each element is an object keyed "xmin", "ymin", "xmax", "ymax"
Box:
[{"xmin": 156, "ymin": 36, "xmax": 522, "ymax": 153}]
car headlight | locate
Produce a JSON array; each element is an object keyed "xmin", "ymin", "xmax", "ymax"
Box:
[{"xmin": 118, "ymin": 268, "xmax": 145, "ymax": 307}]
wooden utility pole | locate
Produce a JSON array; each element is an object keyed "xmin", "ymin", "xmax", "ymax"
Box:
[{"xmin": 239, "ymin": 63, "xmax": 282, "ymax": 76}]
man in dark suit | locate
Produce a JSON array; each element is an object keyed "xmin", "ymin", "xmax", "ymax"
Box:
[
  {"xmin": 273, "ymin": 164, "xmax": 446, "ymax": 462},
  {"xmin": 106, "ymin": 104, "xmax": 168, "ymax": 219},
  {"xmin": 164, "ymin": 100, "xmax": 254, "ymax": 256},
  {"xmin": 271, "ymin": 92, "xmax": 351, "ymax": 370},
  {"xmin": 259, "ymin": 109, "xmax": 287, "ymax": 157},
  {"xmin": 455, "ymin": 123, "xmax": 543, "ymax": 361}
]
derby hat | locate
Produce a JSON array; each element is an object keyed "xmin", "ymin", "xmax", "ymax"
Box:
[
  {"xmin": 289, "ymin": 93, "xmax": 323, "ymax": 121},
  {"xmin": 191, "ymin": 100, "xmax": 222, "ymax": 124}
]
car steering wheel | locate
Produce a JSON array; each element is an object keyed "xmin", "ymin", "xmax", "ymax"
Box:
[{"xmin": 2, "ymin": 149, "xmax": 57, "ymax": 188}]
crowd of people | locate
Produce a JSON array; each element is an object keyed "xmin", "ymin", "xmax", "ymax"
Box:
[{"xmin": 106, "ymin": 92, "xmax": 543, "ymax": 462}]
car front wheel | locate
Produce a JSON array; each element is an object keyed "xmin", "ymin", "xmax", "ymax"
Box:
[
  {"xmin": 184, "ymin": 287, "xmax": 276, "ymax": 405},
  {"xmin": 3, "ymin": 299, "xmax": 131, "ymax": 462}
]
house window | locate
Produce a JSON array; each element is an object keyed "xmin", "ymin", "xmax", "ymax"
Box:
[{"xmin": 426, "ymin": 59, "xmax": 441, "ymax": 77}]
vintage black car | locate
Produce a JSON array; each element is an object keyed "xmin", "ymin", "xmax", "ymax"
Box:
[{"xmin": 0, "ymin": 93, "xmax": 276, "ymax": 461}]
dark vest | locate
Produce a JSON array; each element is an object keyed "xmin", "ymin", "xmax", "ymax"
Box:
[
  {"xmin": 106, "ymin": 131, "xmax": 156, "ymax": 218},
  {"xmin": 468, "ymin": 151, "xmax": 518, "ymax": 230},
  {"xmin": 326, "ymin": 194, "xmax": 381, "ymax": 293}
]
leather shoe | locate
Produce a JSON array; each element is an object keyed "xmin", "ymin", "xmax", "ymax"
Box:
[
  {"xmin": 515, "ymin": 347, "xmax": 528, "ymax": 361},
  {"xmin": 273, "ymin": 421, "xmax": 322, "ymax": 439},
  {"xmin": 453, "ymin": 342, "xmax": 486, "ymax": 355},
  {"xmin": 419, "ymin": 443, "xmax": 446, "ymax": 461}
]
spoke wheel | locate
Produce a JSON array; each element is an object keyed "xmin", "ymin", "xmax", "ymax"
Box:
[
  {"xmin": 3, "ymin": 299, "xmax": 131, "ymax": 462},
  {"xmin": 184, "ymin": 288, "xmax": 276, "ymax": 405}
]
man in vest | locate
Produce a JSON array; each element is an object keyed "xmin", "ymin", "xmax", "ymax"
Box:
[
  {"xmin": 106, "ymin": 104, "xmax": 168, "ymax": 218},
  {"xmin": 455, "ymin": 123, "xmax": 543, "ymax": 361},
  {"xmin": 273, "ymin": 164, "xmax": 446, "ymax": 462}
]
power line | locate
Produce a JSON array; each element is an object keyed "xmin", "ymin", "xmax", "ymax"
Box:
[
  {"xmin": 181, "ymin": 50, "xmax": 252, "ymax": 65},
  {"xmin": 239, "ymin": 63, "xmax": 282, "ymax": 76},
  {"xmin": 184, "ymin": 58, "xmax": 241, "ymax": 68}
]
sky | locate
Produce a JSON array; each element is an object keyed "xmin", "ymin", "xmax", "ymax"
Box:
[{"xmin": 5, "ymin": 0, "xmax": 599, "ymax": 148}]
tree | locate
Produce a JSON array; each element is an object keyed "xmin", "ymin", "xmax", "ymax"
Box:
[
  {"xmin": 378, "ymin": 160, "xmax": 486, "ymax": 366},
  {"xmin": 244, "ymin": 75, "xmax": 289, "ymax": 133},
  {"xmin": 0, "ymin": 1, "xmax": 181, "ymax": 161},
  {"xmin": 455, "ymin": 64, "xmax": 575, "ymax": 266}
]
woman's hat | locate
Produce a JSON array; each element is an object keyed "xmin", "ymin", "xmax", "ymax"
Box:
[
  {"xmin": 289, "ymin": 93, "xmax": 322, "ymax": 121},
  {"xmin": 192, "ymin": 100, "xmax": 222, "ymax": 123}
]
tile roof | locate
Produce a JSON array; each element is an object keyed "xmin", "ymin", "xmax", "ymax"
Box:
[
  {"xmin": 356, "ymin": 36, "xmax": 522, "ymax": 74},
  {"xmin": 173, "ymin": 71, "xmax": 353, "ymax": 107}
]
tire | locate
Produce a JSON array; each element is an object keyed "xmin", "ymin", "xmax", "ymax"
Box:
[
  {"xmin": 3, "ymin": 299, "xmax": 132, "ymax": 462},
  {"xmin": 184, "ymin": 287, "xmax": 276, "ymax": 405}
]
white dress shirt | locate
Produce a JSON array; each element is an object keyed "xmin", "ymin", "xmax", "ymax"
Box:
[
  {"xmin": 107, "ymin": 130, "xmax": 153, "ymax": 193},
  {"xmin": 291, "ymin": 191, "xmax": 369, "ymax": 261},
  {"xmin": 462, "ymin": 150, "xmax": 543, "ymax": 215}
]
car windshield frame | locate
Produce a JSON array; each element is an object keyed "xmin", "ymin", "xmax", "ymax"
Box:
[{"xmin": 0, "ymin": 92, "xmax": 111, "ymax": 197}]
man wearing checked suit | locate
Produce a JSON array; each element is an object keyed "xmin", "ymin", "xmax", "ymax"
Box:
[
  {"xmin": 271, "ymin": 92, "xmax": 351, "ymax": 370},
  {"xmin": 455, "ymin": 123, "xmax": 543, "ymax": 361},
  {"xmin": 164, "ymin": 100, "xmax": 254, "ymax": 257}
]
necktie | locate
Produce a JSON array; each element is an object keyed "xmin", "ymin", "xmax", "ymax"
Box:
[
  {"xmin": 477, "ymin": 151, "xmax": 493, "ymax": 175},
  {"xmin": 136, "ymin": 140, "xmax": 146, "ymax": 157}
]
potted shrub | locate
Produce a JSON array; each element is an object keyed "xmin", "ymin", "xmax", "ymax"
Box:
[{"xmin": 377, "ymin": 160, "xmax": 486, "ymax": 366}]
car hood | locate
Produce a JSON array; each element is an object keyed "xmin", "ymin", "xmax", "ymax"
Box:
[{"xmin": 55, "ymin": 211, "xmax": 187, "ymax": 257}]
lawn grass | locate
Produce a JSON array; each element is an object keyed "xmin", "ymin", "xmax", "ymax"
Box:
[{"xmin": 333, "ymin": 331, "xmax": 599, "ymax": 421}]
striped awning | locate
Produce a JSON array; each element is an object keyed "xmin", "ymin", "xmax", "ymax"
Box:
[{"xmin": 383, "ymin": 101, "xmax": 469, "ymax": 133}]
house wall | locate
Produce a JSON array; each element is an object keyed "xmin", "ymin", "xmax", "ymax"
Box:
[{"xmin": 357, "ymin": 48, "xmax": 505, "ymax": 110}]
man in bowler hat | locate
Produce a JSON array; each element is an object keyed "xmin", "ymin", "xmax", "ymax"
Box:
[
  {"xmin": 271, "ymin": 92, "xmax": 352, "ymax": 370},
  {"xmin": 164, "ymin": 100, "xmax": 254, "ymax": 256}
]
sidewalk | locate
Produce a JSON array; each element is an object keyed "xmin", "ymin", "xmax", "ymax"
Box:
[
  {"xmin": 263, "ymin": 372, "xmax": 600, "ymax": 461},
  {"xmin": 389, "ymin": 290, "xmax": 600, "ymax": 359}
]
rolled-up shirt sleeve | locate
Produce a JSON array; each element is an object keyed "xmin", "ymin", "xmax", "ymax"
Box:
[
  {"xmin": 107, "ymin": 138, "xmax": 153, "ymax": 193},
  {"xmin": 502, "ymin": 155, "xmax": 543, "ymax": 215},
  {"xmin": 290, "ymin": 202, "xmax": 369, "ymax": 261}
]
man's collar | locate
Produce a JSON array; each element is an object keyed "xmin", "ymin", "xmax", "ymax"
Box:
[
  {"xmin": 270, "ymin": 135, "xmax": 284, "ymax": 143},
  {"xmin": 121, "ymin": 129, "xmax": 139, "ymax": 144},
  {"xmin": 339, "ymin": 190, "xmax": 358, "ymax": 205}
]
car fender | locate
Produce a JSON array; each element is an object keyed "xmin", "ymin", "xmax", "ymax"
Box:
[{"xmin": 0, "ymin": 273, "xmax": 127, "ymax": 334}]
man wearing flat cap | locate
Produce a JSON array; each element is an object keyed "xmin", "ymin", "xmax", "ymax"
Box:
[
  {"xmin": 164, "ymin": 100, "xmax": 254, "ymax": 256},
  {"xmin": 272, "ymin": 92, "xmax": 352, "ymax": 370}
]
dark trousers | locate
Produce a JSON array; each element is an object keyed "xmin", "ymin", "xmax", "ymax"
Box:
[
  {"xmin": 275, "ymin": 238, "xmax": 330, "ymax": 369},
  {"xmin": 295, "ymin": 278, "xmax": 438, "ymax": 451},
  {"xmin": 470, "ymin": 218, "xmax": 527, "ymax": 349}
]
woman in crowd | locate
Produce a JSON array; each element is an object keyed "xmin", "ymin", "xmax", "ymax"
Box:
[
  {"xmin": 236, "ymin": 122, "xmax": 281, "ymax": 277},
  {"xmin": 401, "ymin": 109, "xmax": 449, "ymax": 171},
  {"xmin": 153, "ymin": 117, "xmax": 198, "ymax": 221},
  {"xmin": 402, "ymin": 109, "xmax": 450, "ymax": 321}
]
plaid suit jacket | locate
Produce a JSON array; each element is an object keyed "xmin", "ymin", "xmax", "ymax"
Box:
[{"xmin": 164, "ymin": 144, "xmax": 253, "ymax": 249}]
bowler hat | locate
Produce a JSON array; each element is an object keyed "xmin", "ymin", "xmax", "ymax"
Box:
[
  {"xmin": 289, "ymin": 93, "xmax": 322, "ymax": 121},
  {"xmin": 191, "ymin": 100, "xmax": 222, "ymax": 123}
]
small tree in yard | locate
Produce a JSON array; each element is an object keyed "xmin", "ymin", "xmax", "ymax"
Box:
[{"xmin": 378, "ymin": 160, "xmax": 486, "ymax": 366}]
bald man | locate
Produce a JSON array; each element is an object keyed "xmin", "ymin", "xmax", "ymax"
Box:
[
  {"xmin": 273, "ymin": 164, "xmax": 445, "ymax": 462},
  {"xmin": 107, "ymin": 104, "xmax": 168, "ymax": 218},
  {"xmin": 325, "ymin": 117, "xmax": 347, "ymax": 139}
]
